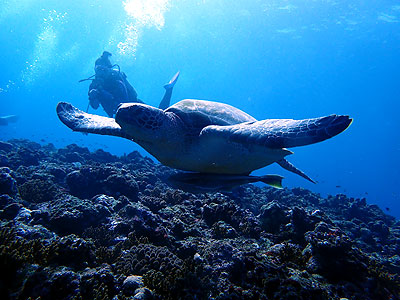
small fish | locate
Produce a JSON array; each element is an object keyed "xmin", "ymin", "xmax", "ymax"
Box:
[
  {"xmin": 0, "ymin": 115, "xmax": 19, "ymax": 126},
  {"xmin": 167, "ymin": 172, "xmax": 283, "ymax": 193}
]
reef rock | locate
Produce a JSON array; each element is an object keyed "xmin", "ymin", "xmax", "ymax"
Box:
[{"xmin": 0, "ymin": 139, "xmax": 398, "ymax": 300}]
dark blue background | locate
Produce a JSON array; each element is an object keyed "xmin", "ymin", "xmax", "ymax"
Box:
[{"xmin": 1, "ymin": 0, "xmax": 399, "ymax": 217}]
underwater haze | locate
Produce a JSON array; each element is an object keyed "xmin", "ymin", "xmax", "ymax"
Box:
[{"xmin": 0, "ymin": 0, "xmax": 399, "ymax": 217}]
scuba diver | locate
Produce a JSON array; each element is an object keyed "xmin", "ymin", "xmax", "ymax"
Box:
[{"xmin": 81, "ymin": 51, "xmax": 179, "ymax": 118}]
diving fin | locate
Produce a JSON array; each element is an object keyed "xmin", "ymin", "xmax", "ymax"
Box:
[{"xmin": 164, "ymin": 71, "xmax": 180, "ymax": 90}]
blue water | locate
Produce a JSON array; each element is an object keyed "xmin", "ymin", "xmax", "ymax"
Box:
[{"xmin": 1, "ymin": 0, "xmax": 399, "ymax": 217}]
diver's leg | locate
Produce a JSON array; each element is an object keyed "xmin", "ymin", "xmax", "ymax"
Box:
[
  {"xmin": 158, "ymin": 71, "xmax": 180, "ymax": 110},
  {"xmin": 159, "ymin": 89, "xmax": 173, "ymax": 110}
]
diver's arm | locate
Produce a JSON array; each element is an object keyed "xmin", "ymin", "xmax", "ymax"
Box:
[{"xmin": 88, "ymin": 89, "xmax": 100, "ymax": 109}]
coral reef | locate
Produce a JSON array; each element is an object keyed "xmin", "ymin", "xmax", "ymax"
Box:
[{"xmin": 0, "ymin": 138, "xmax": 399, "ymax": 300}]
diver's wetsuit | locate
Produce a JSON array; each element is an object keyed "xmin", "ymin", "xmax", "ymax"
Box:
[{"xmin": 89, "ymin": 66, "xmax": 142, "ymax": 117}]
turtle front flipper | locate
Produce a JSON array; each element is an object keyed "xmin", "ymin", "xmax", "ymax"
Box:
[
  {"xmin": 56, "ymin": 102, "xmax": 130, "ymax": 139},
  {"xmin": 200, "ymin": 114, "xmax": 352, "ymax": 149}
]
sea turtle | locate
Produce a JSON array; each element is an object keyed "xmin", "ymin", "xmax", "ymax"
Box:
[{"xmin": 56, "ymin": 99, "xmax": 352, "ymax": 182}]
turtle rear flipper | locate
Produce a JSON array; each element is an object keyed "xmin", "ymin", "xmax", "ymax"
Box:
[
  {"xmin": 56, "ymin": 102, "xmax": 130, "ymax": 139},
  {"xmin": 200, "ymin": 115, "xmax": 352, "ymax": 149},
  {"xmin": 277, "ymin": 159, "xmax": 316, "ymax": 183}
]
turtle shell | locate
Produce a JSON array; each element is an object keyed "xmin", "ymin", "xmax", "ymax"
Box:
[{"xmin": 165, "ymin": 99, "xmax": 256, "ymax": 133}]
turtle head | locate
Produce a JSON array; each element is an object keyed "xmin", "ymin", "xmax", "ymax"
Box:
[{"xmin": 115, "ymin": 103, "xmax": 167, "ymax": 141}]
